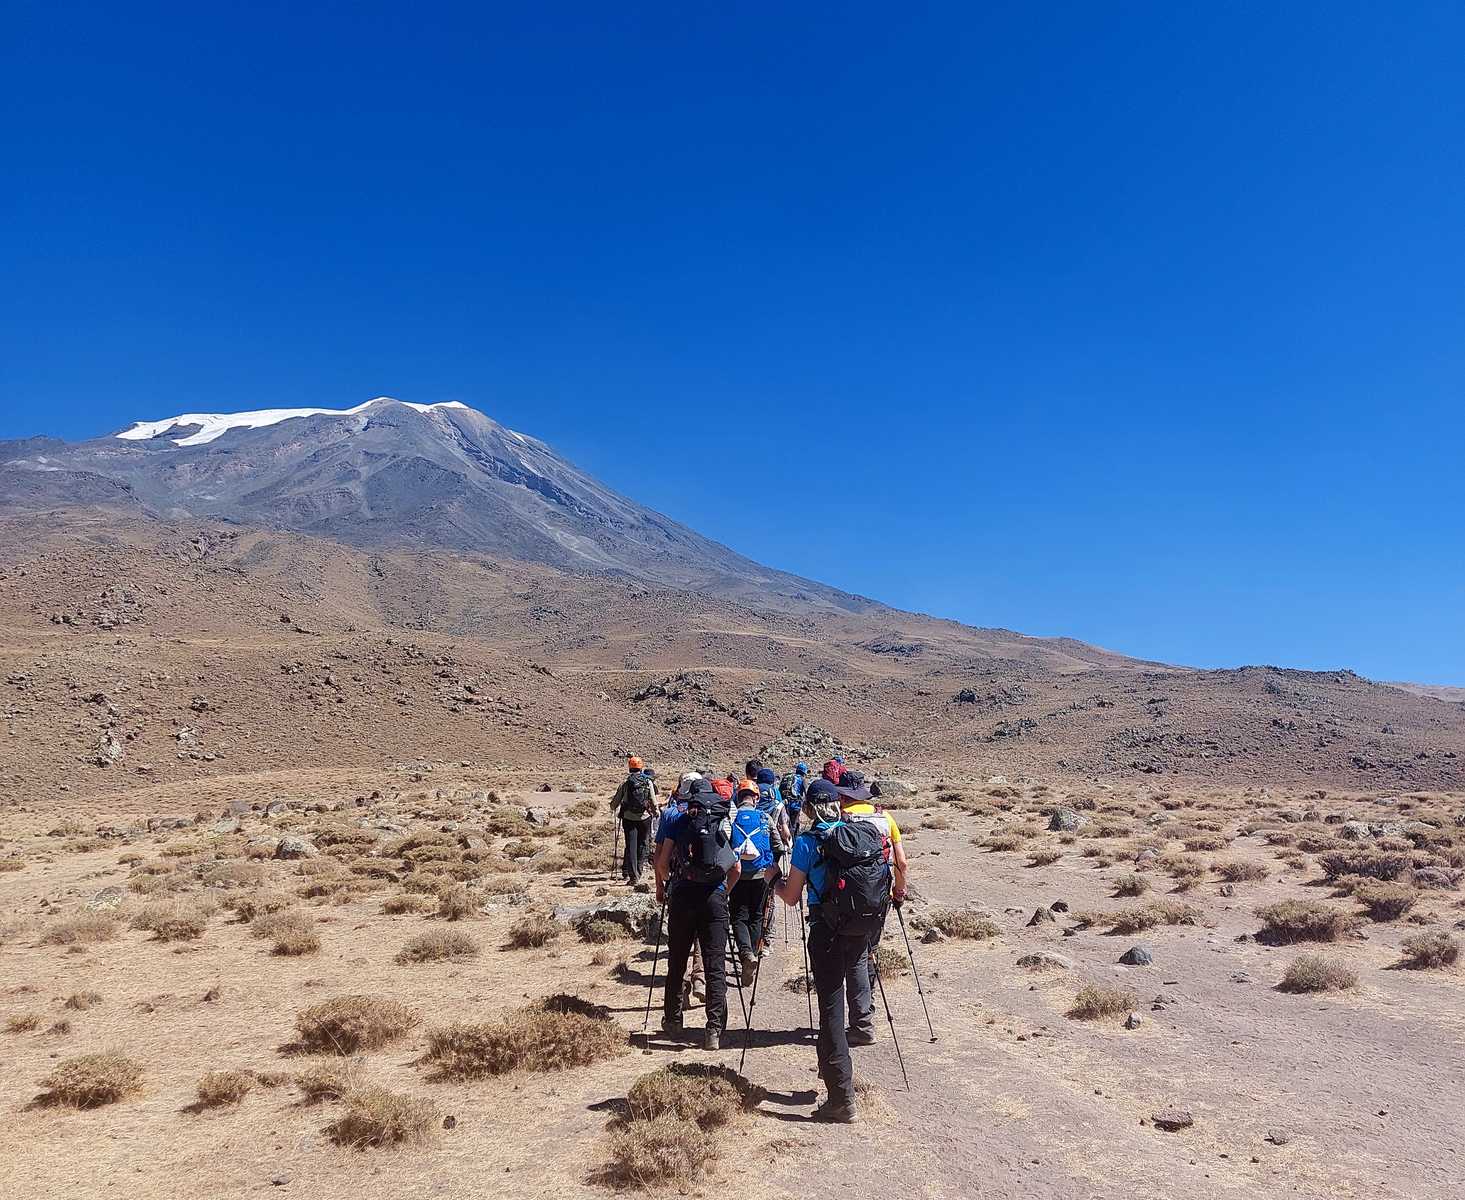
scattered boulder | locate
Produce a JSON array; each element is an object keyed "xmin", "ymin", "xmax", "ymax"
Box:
[
  {"xmin": 273, "ymin": 836, "xmax": 319, "ymax": 860},
  {"xmin": 86, "ymin": 887, "xmax": 127, "ymax": 911},
  {"xmin": 1124, "ymin": 1012, "xmax": 1144, "ymax": 1030},
  {"xmin": 1026, "ymin": 907, "xmax": 1057, "ymax": 927},
  {"xmin": 1119, "ymin": 945, "xmax": 1155, "ymax": 967},
  {"xmin": 95, "ymin": 731, "xmax": 124, "ymax": 767},
  {"xmin": 1048, "ymin": 808, "xmax": 1089, "ymax": 833},
  {"xmin": 265, "ymin": 801, "xmax": 290, "ymax": 818},
  {"xmin": 145, "ymin": 815, "xmax": 190, "ymax": 832},
  {"xmin": 1016, "ymin": 951, "xmax": 1073, "ymax": 970},
  {"xmin": 1152, "ymin": 1109, "xmax": 1194, "ymax": 1132},
  {"xmin": 922, "ymin": 927, "xmax": 949, "ymax": 945},
  {"xmin": 1264, "ymin": 1129, "xmax": 1293, "ymax": 1146},
  {"xmin": 524, "ymin": 807, "xmax": 552, "ymax": 826},
  {"xmin": 552, "ymin": 895, "xmax": 659, "ymax": 939},
  {"xmin": 211, "ymin": 817, "xmax": 241, "ymax": 836}
]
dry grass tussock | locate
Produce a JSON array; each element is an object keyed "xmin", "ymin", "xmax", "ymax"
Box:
[
  {"xmin": 424, "ymin": 997, "xmax": 624, "ymax": 1079},
  {"xmin": 382, "ymin": 892, "xmax": 436, "ymax": 915},
  {"xmin": 196, "ymin": 1069, "xmax": 254, "ymax": 1107},
  {"xmin": 295, "ymin": 996, "xmax": 419, "ymax": 1054},
  {"xmin": 1352, "ymin": 881, "xmax": 1417, "ymax": 922},
  {"xmin": 920, "ymin": 908, "xmax": 1000, "ymax": 940},
  {"xmin": 1027, "ymin": 849, "xmax": 1062, "ymax": 867},
  {"xmin": 6, "ymin": 1012, "xmax": 42, "ymax": 1033},
  {"xmin": 626, "ymin": 1062, "xmax": 766, "ymax": 1129},
  {"xmin": 1067, "ymin": 982, "xmax": 1137, "ymax": 1020},
  {"xmin": 38, "ymin": 911, "xmax": 120, "ymax": 946},
  {"xmin": 394, "ymin": 928, "xmax": 480, "ymax": 964},
  {"xmin": 1317, "ymin": 849, "xmax": 1411, "ymax": 882},
  {"xmin": 1113, "ymin": 874, "xmax": 1151, "ymax": 897},
  {"xmin": 604, "ymin": 1112, "xmax": 714, "ymax": 1188},
  {"xmin": 508, "ymin": 913, "xmax": 565, "ymax": 948},
  {"xmin": 1108, "ymin": 900, "xmax": 1204, "ymax": 935},
  {"xmin": 1400, "ymin": 932, "xmax": 1460, "ymax": 969},
  {"xmin": 250, "ymin": 908, "xmax": 320, "ymax": 955},
  {"xmin": 1256, "ymin": 900, "xmax": 1363, "ymax": 944},
  {"xmin": 328, "ymin": 1085, "xmax": 439, "ymax": 1149},
  {"xmin": 64, "ymin": 990, "xmax": 103, "ymax": 1010},
  {"xmin": 872, "ymin": 943, "xmax": 909, "ymax": 975},
  {"xmin": 294, "ymin": 1059, "xmax": 364, "ymax": 1102},
  {"xmin": 1279, "ymin": 954, "xmax": 1359, "ymax": 993},
  {"xmin": 228, "ymin": 890, "xmax": 294, "ymax": 922},
  {"xmin": 436, "ymin": 883, "xmax": 476, "ymax": 920},
  {"xmin": 578, "ymin": 918, "xmax": 629, "ymax": 944},
  {"xmin": 130, "ymin": 897, "xmax": 216, "ymax": 942},
  {"xmin": 36, "ymin": 1052, "xmax": 144, "ymax": 1107},
  {"xmin": 1216, "ymin": 860, "xmax": 1269, "ymax": 883}
]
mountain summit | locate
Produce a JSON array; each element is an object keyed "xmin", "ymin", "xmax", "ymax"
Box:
[{"xmin": 1, "ymin": 397, "xmax": 874, "ymax": 612}]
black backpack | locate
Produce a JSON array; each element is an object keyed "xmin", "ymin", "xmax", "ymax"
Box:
[
  {"xmin": 621, "ymin": 774, "xmax": 654, "ymax": 820},
  {"xmin": 813, "ymin": 820, "xmax": 890, "ymax": 935},
  {"xmin": 674, "ymin": 800, "xmax": 727, "ymax": 885}
]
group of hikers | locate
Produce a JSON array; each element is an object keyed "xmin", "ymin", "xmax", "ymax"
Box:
[{"xmin": 609, "ymin": 753, "xmax": 910, "ymax": 1124}]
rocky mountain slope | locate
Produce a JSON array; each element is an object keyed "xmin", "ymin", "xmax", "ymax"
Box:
[
  {"xmin": 0, "ymin": 398, "xmax": 882, "ymax": 615},
  {"xmin": 2, "ymin": 509, "xmax": 1461, "ymax": 812}
]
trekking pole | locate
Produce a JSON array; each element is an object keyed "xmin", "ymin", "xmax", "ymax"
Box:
[
  {"xmin": 870, "ymin": 958, "xmax": 911, "ymax": 1091},
  {"xmin": 737, "ymin": 935, "xmax": 765, "ymax": 1074},
  {"xmin": 894, "ymin": 905, "xmax": 937, "ymax": 1043},
  {"xmin": 611, "ymin": 818, "xmax": 620, "ymax": 879},
  {"xmin": 797, "ymin": 900, "xmax": 815, "ymax": 1035},
  {"xmin": 725, "ymin": 926, "xmax": 749, "ymax": 1028},
  {"xmin": 641, "ymin": 903, "xmax": 666, "ymax": 1035}
]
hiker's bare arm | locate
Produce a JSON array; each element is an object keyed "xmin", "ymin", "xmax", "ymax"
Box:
[
  {"xmin": 893, "ymin": 840, "xmax": 909, "ymax": 897},
  {"xmin": 653, "ymin": 840, "xmax": 672, "ymax": 898},
  {"xmin": 724, "ymin": 860, "xmax": 741, "ymax": 889},
  {"xmin": 775, "ymin": 865, "xmax": 807, "ymax": 906}
]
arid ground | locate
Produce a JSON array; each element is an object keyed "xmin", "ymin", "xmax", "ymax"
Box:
[{"xmin": 2, "ymin": 510, "xmax": 1463, "ymax": 1199}]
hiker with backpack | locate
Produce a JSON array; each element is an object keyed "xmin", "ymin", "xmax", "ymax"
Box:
[
  {"xmin": 835, "ymin": 769, "xmax": 908, "ymax": 1044},
  {"xmin": 780, "ymin": 761, "xmax": 808, "ymax": 838},
  {"xmin": 609, "ymin": 756, "xmax": 657, "ymax": 886},
  {"xmin": 774, "ymin": 777, "xmax": 895, "ymax": 1123},
  {"xmin": 653, "ymin": 776, "xmax": 741, "ymax": 1050},
  {"xmin": 729, "ymin": 780, "xmax": 776, "ymax": 978}
]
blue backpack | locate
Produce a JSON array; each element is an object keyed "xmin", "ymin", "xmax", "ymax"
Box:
[{"xmin": 731, "ymin": 807, "xmax": 773, "ymax": 872}]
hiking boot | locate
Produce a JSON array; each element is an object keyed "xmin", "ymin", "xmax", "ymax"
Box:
[
  {"xmin": 846, "ymin": 1028, "xmax": 876, "ymax": 1047},
  {"xmin": 661, "ymin": 1012, "xmax": 683, "ymax": 1035},
  {"xmin": 740, "ymin": 950, "xmax": 758, "ymax": 978},
  {"xmin": 812, "ymin": 1099, "xmax": 859, "ymax": 1124},
  {"xmin": 703, "ymin": 1026, "xmax": 721, "ymax": 1051}
]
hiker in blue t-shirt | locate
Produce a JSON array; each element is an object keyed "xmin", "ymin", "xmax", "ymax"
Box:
[{"xmin": 775, "ymin": 777, "xmax": 890, "ymax": 1124}]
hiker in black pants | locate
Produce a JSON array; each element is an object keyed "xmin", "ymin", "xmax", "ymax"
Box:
[
  {"xmin": 774, "ymin": 778, "xmax": 891, "ymax": 1123},
  {"xmin": 653, "ymin": 777, "xmax": 740, "ymax": 1050},
  {"xmin": 609, "ymin": 756, "xmax": 656, "ymax": 884}
]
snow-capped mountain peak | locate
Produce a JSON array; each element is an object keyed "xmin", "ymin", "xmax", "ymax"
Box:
[{"xmin": 116, "ymin": 397, "xmax": 471, "ymax": 446}]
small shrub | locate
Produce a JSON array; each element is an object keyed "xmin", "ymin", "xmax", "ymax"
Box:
[
  {"xmin": 328, "ymin": 1085, "xmax": 439, "ymax": 1148},
  {"xmin": 605, "ymin": 1113, "xmax": 714, "ymax": 1187},
  {"xmin": 871, "ymin": 943, "xmax": 908, "ymax": 975},
  {"xmin": 1279, "ymin": 954, "xmax": 1358, "ymax": 993},
  {"xmin": 38, "ymin": 912, "xmax": 120, "ymax": 946},
  {"xmin": 508, "ymin": 913, "xmax": 565, "ymax": 949},
  {"xmin": 1067, "ymin": 982, "xmax": 1137, "ymax": 1020},
  {"xmin": 625, "ymin": 1063, "xmax": 765, "ymax": 1129},
  {"xmin": 64, "ymin": 990, "xmax": 103, "ymax": 1011},
  {"xmin": 5, "ymin": 1013, "xmax": 41, "ymax": 1033},
  {"xmin": 1113, "ymin": 874, "xmax": 1151, "ymax": 898},
  {"xmin": 424, "ymin": 1000, "xmax": 624, "ymax": 1078},
  {"xmin": 294, "ymin": 1059, "xmax": 362, "ymax": 1102},
  {"xmin": 983, "ymin": 832, "xmax": 1025, "ymax": 852},
  {"xmin": 1256, "ymin": 900, "xmax": 1362, "ymax": 944},
  {"xmin": 1400, "ymin": 931, "xmax": 1459, "ymax": 969},
  {"xmin": 395, "ymin": 929, "xmax": 480, "ymax": 964},
  {"xmin": 295, "ymin": 996, "xmax": 419, "ymax": 1054},
  {"xmin": 382, "ymin": 893, "xmax": 435, "ymax": 915},
  {"xmin": 1182, "ymin": 834, "xmax": 1228, "ymax": 852},
  {"xmin": 228, "ymin": 890, "xmax": 294, "ymax": 922},
  {"xmin": 436, "ymin": 884, "xmax": 476, "ymax": 921},
  {"xmin": 923, "ymin": 813, "xmax": 953, "ymax": 831},
  {"xmin": 1028, "ymin": 849, "xmax": 1062, "ymax": 867},
  {"xmin": 922, "ymin": 909, "xmax": 1000, "ymax": 940},
  {"xmin": 36, "ymin": 1052, "xmax": 144, "ymax": 1107},
  {"xmin": 131, "ymin": 898, "xmax": 214, "ymax": 942},
  {"xmin": 1108, "ymin": 900, "xmax": 1203, "ymax": 935},
  {"xmin": 1216, "ymin": 860, "xmax": 1269, "ymax": 883},
  {"xmin": 250, "ymin": 908, "xmax": 320, "ymax": 955},
  {"xmin": 1353, "ymin": 882, "xmax": 1417, "ymax": 922},
  {"xmin": 1317, "ymin": 850, "xmax": 1411, "ymax": 882},
  {"xmin": 578, "ymin": 919, "xmax": 628, "ymax": 945},
  {"xmin": 196, "ymin": 1069, "xmax": 254, "ymax": 1107}
]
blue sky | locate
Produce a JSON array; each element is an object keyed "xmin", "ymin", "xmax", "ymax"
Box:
[{"xmin": 4, "ymin": 2, "xmax": 1463, "ymax": 682}]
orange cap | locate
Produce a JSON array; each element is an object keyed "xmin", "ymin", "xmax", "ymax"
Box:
[{"xmin": 628, "ymin": 756, "xmax": 644, "ymax": 771}]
